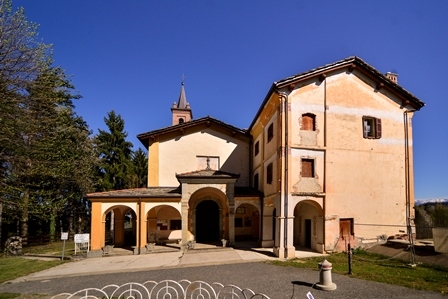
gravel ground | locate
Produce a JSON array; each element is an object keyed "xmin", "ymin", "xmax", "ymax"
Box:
[{"xmin": 0, "ymin": 262, "xmax": 445, "ymax": 299}]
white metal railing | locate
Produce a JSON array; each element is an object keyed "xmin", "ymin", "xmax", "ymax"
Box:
[{"xmin": 51, "ymin": 279, "xmax": 271, "ymax": 299}]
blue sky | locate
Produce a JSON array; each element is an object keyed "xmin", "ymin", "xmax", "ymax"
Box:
[{"xmin": 12, "ymin": 0, "xmax": 448, "ymax": 200}]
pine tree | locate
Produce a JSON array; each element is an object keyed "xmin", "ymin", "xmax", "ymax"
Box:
[
  {"xmin": 132, "ymin": 148, "xmax": 148, "ymax": 188},
  {"xmin": 94, "ymin": 111, "xmax": 134, "ymax": 191}
]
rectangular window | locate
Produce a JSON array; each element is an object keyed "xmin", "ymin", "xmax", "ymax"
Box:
[
  {"xmin": 267, "ymin": 123, "xmax": 274, "ymax": 142},
  {"xmin": 302, "ymin": 113, "xmax": 316, "ymax": 131},
  {"xmin": 340, "ymin": 218, "xmax": 354, "ymax": 238},
  {"xmin": 235, "ymin": 218, "xmax": 243, "ymax": 227},
  {"xmin": 254, "ymin": 141, "xmax": 259, "ymax": 156},
  {"xmin": 254, "ymin": 173, "xmax": 259, "ymax": 190},
  {"xmin": 362, "ymin": 116, "xmax": 382, "ymax": 139},
  {"xmin": 266, "ymin": 163, "xmax": 273, "ymax": 184},
  {"xmin": 301, "ymin": 159, "xmax": 314, "ymax": 178},
  {"xmin": 170, "ymin": 219, "xmax": 181, "ymax": 230}
]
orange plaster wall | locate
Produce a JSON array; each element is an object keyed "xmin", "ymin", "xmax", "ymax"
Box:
[
  {"xmin": 90, "ymin": 202, "xmax": 103, "ymax": 251},
  {"xmin": 148, "ymin": 141, "xmax": 159, "ymax": 186}
]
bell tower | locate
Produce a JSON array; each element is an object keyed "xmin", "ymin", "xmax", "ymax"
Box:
[{"xmin": 171, "ymin": 81, "xmax": 192, "ymax": 125}]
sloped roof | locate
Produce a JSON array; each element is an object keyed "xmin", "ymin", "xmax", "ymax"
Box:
[
  {"xmin": 249, "ymin": 56, "xmax": 425, "ymax": 130},
  {"xmin": 176, "ymin": 169, "xmax": 241, "ymax": 179},
  {"xmin": 86, "ymin": 187, "xmax": 181, "ymax": 198},
  {"xmin": 85, "ymin": 185, "xmax": 261, "ymax": 199},
  {"xmin": 138, "ymin": 116, "xmax": 250, "ymax": 147}
]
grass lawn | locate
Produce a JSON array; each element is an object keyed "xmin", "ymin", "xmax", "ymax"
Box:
[
  {"xmin": 21, "ymin": 241, "xmax": 76, "ymax": 256},
  {"xmin": 269, "ymin": 249, "xmax": 448, "ymax": 295},
  {"xmin": 0, "ymin": 256, "xmax": 65, "ymax": 284}
]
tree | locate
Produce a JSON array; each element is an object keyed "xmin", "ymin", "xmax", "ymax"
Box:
[
  {"xmin": 94, "ymin": 111, "xmax": 134, "ymax": 191},
  {"xmin": 2, "ymin": 65, "xmax": 95, "ymax": 240},
  {"xmin": 132, "ymin": 148, "xmax": 148, "ymax": 188},
  {"xmin": 0, "ymin": 0, "xmax": 52, "ymax": 243},
  {"xmin": 23, "ymin": 67, "xmax": 95, "ymax": 238}
]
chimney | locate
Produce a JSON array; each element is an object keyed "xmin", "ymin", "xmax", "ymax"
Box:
[{"xmin": 385, "ymin": 72, "xmax": 398, "ymax": 84}]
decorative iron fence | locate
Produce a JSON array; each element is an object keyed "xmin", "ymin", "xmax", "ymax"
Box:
[{"xmin": 51, "ymin": 280, "xmax": 271, "ymax": 299}]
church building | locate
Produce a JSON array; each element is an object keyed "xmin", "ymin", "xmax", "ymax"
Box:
[{"xmin": 86, "ymin": 56, "xmax": 424, "ymax": 258}]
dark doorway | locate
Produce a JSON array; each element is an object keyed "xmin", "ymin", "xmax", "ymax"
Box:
[
  {"xmin": 196, "ymin": 200, "xmax": 220, "ymax": 243},
  {"xmin": 305, "ymin": 219, "xmax": 312, "ymax": 248}
]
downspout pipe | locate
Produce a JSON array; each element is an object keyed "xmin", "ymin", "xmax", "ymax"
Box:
[
  {"xmin": 284, "ymin": 92, "xmax": 289, "ymax": 257},
  {"xmin": 403, "ymin": 110, "xmax": 416, "ymax": 264},
  {"xmin": 278, "ymin": 90, "xmax": 290, "ymax": 257}
]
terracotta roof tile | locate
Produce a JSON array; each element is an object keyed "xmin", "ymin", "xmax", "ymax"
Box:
[{"xmin": 86, "ymin": 187, "xmax": 181, "ymax": 198}]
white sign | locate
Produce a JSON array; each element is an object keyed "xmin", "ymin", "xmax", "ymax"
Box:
[
  {"xmin": 74, "ymin": 233, "xmax": 89, "ymax": 243},
  {"xmin": 61, "ymin": 232, "xmax": 69, "ymax": 240}
]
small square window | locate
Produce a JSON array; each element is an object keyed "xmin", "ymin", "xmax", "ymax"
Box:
[
  {"xmin": 267, "ymin": 123, "xmax": 274, "ymax": 142},
  {"xmin": 266, "ymin": 163, "xmax": 273, "ymax": 184},
  {"xmin": 254, "ymin": 141, "xmax": 259, "ymax": 156},
  {"xmin": 301, "ymin": 113, "xmax": 316, "ymax": 131},
  {"xmin": 301, "ymin": 159, "xmax": 314, "ymax": 178},
  {"xmin": 235, "ymin": 218, "xmax": 243, "ymax": 227},
  {"xmin": 170, "ymin": 219, "xmax": 181, "ymax": 230},
  {"xmin": 363, "ymin": 116, "xmax": 382, "ymax": 139}
]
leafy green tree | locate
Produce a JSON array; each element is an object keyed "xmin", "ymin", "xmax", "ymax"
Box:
[
  {"xmin": 132, "ymin": 148, "xmax": 148, "ymax": 188},
  {"xmin": 2, "ymin": 65, "xmax": 95, "ymax": 240},
  {"xmin": 0, "ymin": 0, "xmax": 52, "ymax": 242},
  {"xmin": 94, "ymin": 111, "xmax": 134, "ymax": 191}
]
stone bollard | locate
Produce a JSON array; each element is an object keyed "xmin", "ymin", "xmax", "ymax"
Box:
[{"xmin": 314, "ymin": 259, "xmax": 337, "ymax": 291}]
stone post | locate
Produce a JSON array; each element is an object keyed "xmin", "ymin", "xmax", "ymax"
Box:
[{"xmin": 315, "ymin": 259, "xmax": 337, "ymax": 291}]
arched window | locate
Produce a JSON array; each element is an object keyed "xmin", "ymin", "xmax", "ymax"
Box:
[
  {"xmin": 301, "ymin": 113, "xmax": 316, "ymax": 131},
  {"xmin": 178, "ymin": 118, "xmax": 184, "ymax": 124}
]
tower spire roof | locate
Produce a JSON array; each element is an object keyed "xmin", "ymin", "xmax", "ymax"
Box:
[
  {"xmin": 177, "ymin": 81, "xmax": 188, "ymax": 109},
  {"xmin": 171, "ymin": 78, "xmax": 192, "ymax": 125}
]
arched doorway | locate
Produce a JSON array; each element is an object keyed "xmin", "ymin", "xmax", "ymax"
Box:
[
  {"xmin": 196, "ymin": 200, "xmax": 220, "ymax": 243},
  {"xmin": 293, "ymin": 200, "xmax": 323, "ymax": 251},
  {"xmin": 234, "ymin": 203, "xmax": 260, "ymax": 241}
]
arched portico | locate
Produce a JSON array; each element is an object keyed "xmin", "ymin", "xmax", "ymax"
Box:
[
  {"xmin": 234, "ymin": 203, "xmax": 260, "ymax": 242},
  {"xmin": 146, "ymin": 205, "xmax": 182, "ymax": 243},
  {"xmin": 176, "ymin": 170, "xmax": 240, "ymax": 246},
  {"xmin": 103, "ymin": 206, "xmax": 137, "ymax": 248},
  {"xmin": 293, "ymin": 200, "xmax": 324, "ymax": 252},
  {"xmin": 188, "ymin": 187, "xmax": 229, "ymax": 244}
]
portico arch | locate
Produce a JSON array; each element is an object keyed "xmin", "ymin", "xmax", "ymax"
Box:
[
  {"xmin": 188, "ymin": 187, "xmax": 228, "ymax": 244},
  {"xmin": 234, "ymin": 203, "xmax": 260, "ymax": 241},
  {"xmin": 293, "ymin": 200, "xmax": 324, "ymax": 251},
  {"xmin": 146, "ymin": 205, "xmax": 182, "ymax": 243},
  {"xmin": 103, "ymin": 205, "xmax": 137, "ymax": 248}
]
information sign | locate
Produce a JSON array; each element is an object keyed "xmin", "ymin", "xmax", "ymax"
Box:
[
  {"xmin": 74, "ymin": 233, "xmax": 90, "ymax": 254},
  {"xmin": 74, "ymin": 233, "xmax": 89, "ymax": 243},
  {"xmin": 61, "ymin": 232, "xmax": 69, "ymax": 240}
]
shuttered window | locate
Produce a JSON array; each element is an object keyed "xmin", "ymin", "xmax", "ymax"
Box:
[
  {"xmin": 254, "ymin": 173, "xmax": 259, "ymax": 190},
  {"xmin": 363, "ymin": 116, "xmax": 382, "ymax": 139},
  {"xmin": 254, "ymin": 141, "xmax": 259, "ymax": 156},
  {"xmin": 302, "ymin": 113, "xmax": 316, "ymax": 131},
  {"xmin": 267, "ymin": 123, "xmax": 274, "ymax": 142},
  {"xmin": 340, "ymin": 218, "xmax": 354, "ymax": 237},
  {"xmin": 301, "ymin": 159, "xmax": 314, "ymax": 178},
  {"xmin": 266, "ymin": 163, "xmax": 273, "ymax": 184}
]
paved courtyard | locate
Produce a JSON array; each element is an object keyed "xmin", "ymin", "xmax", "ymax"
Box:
[{"xmin": 0, "ymin": 245, "xmax": 445, "ymax": 298}]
